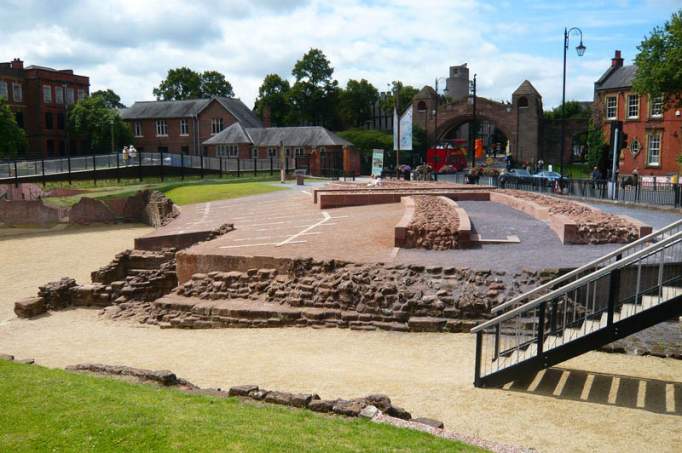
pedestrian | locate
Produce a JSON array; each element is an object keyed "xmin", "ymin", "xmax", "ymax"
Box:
[
  {"xmin": 122, "ymin": 146, "xmax": 129, "ymax": 166},
  {"xmin": 128, "ymin": 145, "xmax": 137, "ymax": 163},
  {"xmin": 591, "ymin": 166, "xmax": 601, "ymax": 190}
]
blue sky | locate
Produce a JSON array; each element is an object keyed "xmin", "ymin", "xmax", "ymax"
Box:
[{"xmin": 0, "ymin": 0, "xmax": 678, "ymax": 110}]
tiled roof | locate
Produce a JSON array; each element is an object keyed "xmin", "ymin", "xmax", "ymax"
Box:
[
  {"xmin": 513, "ymin": 80, "xmax": 541, "ymax": 97},
  {"xmin": 120, "ymin": 97, "xmax": 262, "ymax": 127},
  {"xmin": 203, "ymin": 124, "xmax": 352, "ymax": 147},
  {"xmin": 595, "ymin": 65, "xmax": 636, "ymax": 91}
]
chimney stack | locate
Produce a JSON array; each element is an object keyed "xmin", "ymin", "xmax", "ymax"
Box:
[
  {"xmin": 10, "ymin": 58, "xmax": 23, "ymax": 70},
  {"xmin": 611, "ymin": 50, "xmax": 623, "ymax": 68}
]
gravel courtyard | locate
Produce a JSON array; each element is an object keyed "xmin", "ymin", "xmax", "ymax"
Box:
[{"xmin": 1, "ymin": 222, "xmax": 680, "ymax": 453}]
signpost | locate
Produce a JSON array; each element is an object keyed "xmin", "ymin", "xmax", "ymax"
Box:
[{"xmin": 371, "ymin": 149, "xmax": 384, "ymax": 177}]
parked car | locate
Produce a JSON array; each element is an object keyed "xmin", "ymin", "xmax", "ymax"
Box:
[
  {"xmin": 498, "ymin": 168, "xmax": 533, "ymax": 186},
  {"xmin": 532, "ymin": 171, "xmax": 562, "ymax": 186}
]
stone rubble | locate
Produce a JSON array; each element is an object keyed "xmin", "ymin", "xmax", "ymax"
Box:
[{"xmin": 404, "ymin": 195, "xmax": 461, "ymax": 250}]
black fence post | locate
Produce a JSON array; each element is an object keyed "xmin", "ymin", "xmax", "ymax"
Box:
[
  {"xmin": 270, "ymin": 157, "xmax": 273, "ymax": 176},
  {"xmin": 219, "ymin": 157, "xmax": 223, "ymax": 178},
  {"xmin": 138, "ymin": 152, "xmax": 143, "ymax": 182},
  {"xmin": 41, "ymin": 158, "xmax": 46, "ymax": 187},
  {"xmin": 254, "ymin": 158, "xmax": 257, "ymax": 177},
  {"xmin": 14, "ymin": 160, "xmax": 18, "ymax": 188},
  {"xmin": 67, "ymin": 154, "xmax": 72, "ymax": 185},
  {"xmin": 493, "ymin": 324, "xmax": 500, "ymax": 360},
  {"xmin": 474, "ymin": 331, "xmax": 483, "ymax": 387},
  {"xmin": 92, "ymin": 154, "xmax": 97, "ymax": 186},
  {"xmin": 160, "ymin": 150, "xmax": 164, "ymax": 181},
  {"xmin": 200, "ymin": 152, "xmax": 204, "ymax": 179},
  {"xmin": 116, "ymin": 152, "xmax": 120, "ymax": 183},
  {"xmin": 537, "ymin": 302, "xmax": 546, "ymax": 356},
  {"xmin": 237, "ymin": 158, "xmax": 240, "ymax": 178},
  {"xmin": 675, "ymin": 183, "xmax": 681, "ymax": 208},
  {"xmin": 180, "ymin": 153, "xmax": 185, "ymax": 180}
]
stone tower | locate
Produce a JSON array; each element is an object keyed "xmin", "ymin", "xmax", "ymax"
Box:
[
  {"xmin": 445, "ymin": 64, "xmax": 469, "ymax": 102},
  {"xmin": 412, "ymin": 85, "xmax": 438, "ymax": 142},
  {"xmin": 511, "ymin": 80, "xmax": 542, "ymax": 164}
]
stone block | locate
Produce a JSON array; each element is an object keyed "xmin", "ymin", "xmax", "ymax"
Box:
[
  {"xmin": 228, "ymin": 385, "xmax": 259, "ymax": 397},
  {"xmin": 14, "ymin": 297, "xmax": 46, "ymax": 318},
  {"xmin": 413, "ymin": 417, "xmax": 444, "ymax": 429}
]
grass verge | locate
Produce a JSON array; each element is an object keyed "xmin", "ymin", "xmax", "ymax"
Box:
[{"xmin": 0, "ymin": 361, "xmax": 482, "ymax": 452}]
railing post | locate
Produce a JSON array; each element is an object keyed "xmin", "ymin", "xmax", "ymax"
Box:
[
  {"xmin": 180, "ymin": 153, "xmax": 185, "ymax": 180},
  {"xmin": 160, "ymin": 150, "xmax": 164, "ymax": 181},
  {"xmin": 116, "ymin": 151, "xmax": 120, "ymax": 183},
  {"xmin": 474, "ymin": 331, "xmax": 483, "ymax": 387},
  {"xmin": 41, "ymin": 158, "xmax": 46, "ymax": 187},
  {"xmin": 270, "ymin": 157, "xmax": 273, "ymax": 176},
  {"xmin": 219, "ymin": 157, "xmax": 223, "ymax": 178},
  {"xmin": 200, "ymin": 152, "xmax": 204, "ymax": 179},
  {"xmin": 237, "ymin": 158, "xmax": 240, "ymax": 178},
  {"xmin": 549, "ymin": 300, "xmax": 558, "ymax": 335},
  {"xmin": 537, "ymin": 302, "xmax": 546, "ymax": 356},
  {"xmin": 254, "ymin": 158, "xmax": 258, "ymax": 177},
  {"xmin": 14, "ymin": 159, "xmax": 18, "ymax": 188},
  {"xmin": 138, "ymin": 152, "xmax": 143, "ymax": 182},
  {"xmin": 607, "ymin": 257, "xmax": 622, "ymax": 327},
  {"xmin": 92, "ymin": 154, "xmax": 97, "ymax": 186},
  {"xmin": 493, "ymin": 324, "xmax": 500, "ymax": 360}
]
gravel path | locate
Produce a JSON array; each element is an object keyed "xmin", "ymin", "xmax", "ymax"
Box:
[{"xmin": 1, "ymin": 223, "xmax": 681, "ymax": 453}]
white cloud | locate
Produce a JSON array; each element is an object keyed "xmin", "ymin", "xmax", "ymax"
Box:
[{"xmin": 0, "ymin": 0, "xmax": 669, "ymax": 111}]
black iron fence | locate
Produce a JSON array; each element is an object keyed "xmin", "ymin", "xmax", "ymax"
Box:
[{"xmin": 438, "ymin": 173, "xmax": 682, "ymax": 208}]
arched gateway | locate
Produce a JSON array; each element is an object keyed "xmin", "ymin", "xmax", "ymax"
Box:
[{"xmin": 412, "ymin": 64, "xmax": 543, "ymax": 165}]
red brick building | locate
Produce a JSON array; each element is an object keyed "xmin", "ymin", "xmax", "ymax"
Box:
[
  {"xmin": 120, "ymin": 97, "xmax": 262, "ymax": 155},
  {"xmin": 594, "ymin": 50, "xmax": 681, "ymax": 177},
  {"xmin": 0, "ymin": 58, "xmax": 90, "ymax": 158},
  {"xmin": 203, "ymin": 123, "xmax": 360, "ymax": 177}
]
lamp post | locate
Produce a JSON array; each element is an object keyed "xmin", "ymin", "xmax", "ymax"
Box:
[
  {"xmin": 433, "ymin": 77, "xmax": 448, "ymax": 150},
  {"xmin": 560, "ymin": 27, "xmax": 586, "ymax": 177},
  {"xmin": 389, "ymin": 83, "xmax": 401, "ymax": 175},
  {"xmin": 469, "ymin": 74, "xmax": 477, "ymax": 168}
]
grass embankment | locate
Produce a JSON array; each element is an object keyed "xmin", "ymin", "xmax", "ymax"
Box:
[
  {"xmin": 42, "ymin": 175, "xmax": 287, "ymax": 207},
  {"xmin": 0, "ymin": 361, "xmax": 481, "ymax": 452}
]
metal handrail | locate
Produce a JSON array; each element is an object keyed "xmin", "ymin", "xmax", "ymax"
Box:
[
  {"xmin": 472, "ymin": 229, "xmax": 682, "ymax": 332},
  {"xmin": 491, "ymin": 218, "xmax": 682, "ymax": 314}
]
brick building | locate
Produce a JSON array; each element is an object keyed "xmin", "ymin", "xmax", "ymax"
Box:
[
  {"xmin": 594, "ymin": 50, "xmax": 681, "ymax": 177},
  {"xmin": 120, "ymin": 97, "xmax": 262, "ymax": 155},
  {"xmin": 0, "ymin": 58, "xmax": 90, "ymax": 158},
  {"xmin": 203, "ymin": 123, "xmax": 360, "ymax": 177}
]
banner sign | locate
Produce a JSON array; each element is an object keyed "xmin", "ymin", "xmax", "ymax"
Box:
[
  {"xmin": 393, "ymin": 106, "xmax": 413, "ymax": 151},
  {"xmin": 371, "ymin": 149, "xmax": 384, "ymax": 177}
]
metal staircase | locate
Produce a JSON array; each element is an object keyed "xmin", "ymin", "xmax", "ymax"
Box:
[{"xmin": 472, "ymin": 220, "xmax": 682, "ymax": 388}]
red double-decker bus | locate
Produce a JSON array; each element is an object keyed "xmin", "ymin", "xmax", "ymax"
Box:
[{"xmin": 426, "ymin": 139, "xmax": 468, "ymax": 173}]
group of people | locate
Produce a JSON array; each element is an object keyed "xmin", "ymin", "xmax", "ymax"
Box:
[{"xmin": 121, "ymin": 145, "xmax": 138, "ymax": 165}]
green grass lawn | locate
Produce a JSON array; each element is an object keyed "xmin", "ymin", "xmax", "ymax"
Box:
[
  {"xmin": 41, "ymin": 176, "xmax": 286, "ymax": 208},
  {"xmin": 0, "ymin": 361, "xmax": 482, "ymax": 452}
]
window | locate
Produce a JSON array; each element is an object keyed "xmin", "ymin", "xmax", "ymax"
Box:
[
  {"xmin": 65, "ymin": 88, "xmax": 74, "ymax": 105},
  {"xmin": 294, "ymin": 147, "xmax": 305, "ymax": 157},
  {"xmin": 43, "ymin": 85, "xmax": 52, "ymax": 103},
  {"xmin": 55, "ymin": 86, "xmax": 64, "ymax": 104},
  {"xmin": 0, "ymin": 81, "xmax": 7, "ymax": 99},
  {"xmin": 251, "ymin": 147, "xmax": 258, "ymax": 159},
  {"xmin": 217, "ymin": 144, "xmax": 239, "ymax": 158},
  {"xmin": 627, "ymin": 94, "xmax": 639, "ymax": 119},
  {"xmin": 518, "ymin": 96, "xmax": 529, "ymax": 108},
  {"xmin": 629, "ymin": 139, "xmax": 640, "ymax": 157},
  {"xmin": 650, "ymin": 95, "xmax": 663, "ymax": 118},
  {"xmin": 416, "ymin": 101, "xmax": 427, "ymax": 112},
  {"xmin": 180, "ymin": 119, "xmax": 189, "ymax": 136},
  {"xmin": 134, "ymin": 121, "xmax": 143, "ymax": 137},
  {"xmin": 155, "ymin": 120, "xmax": 168, "ymax": 137},
  {"xmin": 77, "ymin": 89, "xmax": 86, "ymax": 100},
  {"xmin": 211, "ymin": 118, "xmax": 224, "ymax": 135},
  {"xmin": 57, "ymin": 113, "xmax": 65, "ymax": 130},
  {"xmin": 646, "ymin": 132, "xmax": 661, "ymax": 167},
  {"xmin": 268, "ymin": 147, "xmax": 277, "ymax": 158},
  {"xmin": 605, "ymin": 96, "xmax": 617, "ymax": 119},
  {"xmin": 12, "ymin": 83, "xmax": 22, "ymax": 102},
  {"xmin": 45, "ymin": 112, "xmax": 53, "ymax": 129}
]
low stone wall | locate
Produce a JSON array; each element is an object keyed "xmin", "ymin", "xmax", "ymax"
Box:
[
  {"xmin": 69, "ymin": 190, "xmax": 178, "ymax": 227},
  {"xmin": 318, "ymin": 190, "xmax": 490, "ymax": 209},
  {"xmin": 396, "ymin": 196, "xmax": 472, "ymax": 250},
  {"xmin": 0, "ymin": 199, "xmax": 64, "ymax": 226},
  {"xmin": 135, "ymin": 224, "xmax": 234, "ymax": 252}
]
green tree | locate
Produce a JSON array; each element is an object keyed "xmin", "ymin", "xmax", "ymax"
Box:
[
  {"xmin": 339, "ymin": 79, "xmax": 379, "ymax": 128},
  {"xmin": 253, "ymin": 74, "xmax": 291, "ymax": 126},
  {"xmin": 585, "ymin": 118, "xmax": 606, "ymax": 168},
  {"xmin": 633, "ymin": 10, "xmax": 682, "ymax": 106},
  {"xmin": 68, "ymin": 96, "xmax": 132, "ymax": 152},
  {"xmin": 289, "ymin": 48, "xmax": 340, "ymax": 128},
  {"xmin": 0, "ymin": 98, "xmax": 26, "ymax": 159},
  {"xmin": 200, "ymin": 70, "xmax": 234, "ymax": 98},
  {"xmin": 91, "ymin": 89, "xmax": 126, "ymax": 109},
  {"xmin": 153, "ymin": 67, "xmax": 202, "ymax": 100},
  {"xmin": 544, "ymin": 101, "xmax": 590, "ymax": 120},
  {"xmin": 380, "ymin": 81, "xmax": 419, "ymax": 113},
  {"xmin": 337, "ymin": 128, "xmax": 393, "ymax": 173}
]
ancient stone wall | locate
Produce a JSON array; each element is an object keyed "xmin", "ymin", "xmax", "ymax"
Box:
[
  {"xmin": 0, "ymin": 199, "xmax": 63, "ymax": 225},
  {"xmin": 399, "ymin": 196, "xmax": 471, "ymax": 250}
]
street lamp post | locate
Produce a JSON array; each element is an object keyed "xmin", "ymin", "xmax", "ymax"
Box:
[
  {"xmin": 560, "ymin": 27, "xmax": 586, "ymax": 177},
  {"xmin": 469, "ymin": 74, "xmax": 477, "ymax": 169}
]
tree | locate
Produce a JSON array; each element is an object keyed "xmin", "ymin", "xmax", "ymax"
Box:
[
  {"xmin": 338, "ymin": 79, "xmax": 379, "ymax": 128},
  {"xmin": 91, "ymin": 89, "xmax": 126, "ymax": 109},
  {"xmin": 0, "ymin": 99, "xmax": 26, "ymax": 159},
  {"xmin": 544, "ymin": 101, "xmax": 590, "ymax": 120},
  {"xmin": 153, "ymin": 67, "xmax": 202, "ymax": 100},
  {"xmin": 200, "ymin": 70, "xmax": 234, "ymax": 98},
  {"xmin": 289, "ymin": 48, "xmax": 340, "ymax": 128},
  {"xmin": 380, "ymin": 81, "xmax": 419, "ymax": 114},
  {"xmin": 253, "ymin": 74, "xmax": 291, "ymax": 126},
  {"xmin": 337, "ymin": 128, "xmax": 393, "ymax": 173},
  {"xmin": 585, "ymin": 118, "xmax": 606, "ymax": 169},
  {"xmin": 633, "ymin": 10, "xmax": 682, "ymax": 106},
  {"xmin": 68, "ymin": 96, "xmax": 132, "ymax": 152}
]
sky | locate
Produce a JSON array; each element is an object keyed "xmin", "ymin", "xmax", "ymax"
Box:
[{"xmin": 0, "ymin": 0, "xmax": 678, "ymax": 110}]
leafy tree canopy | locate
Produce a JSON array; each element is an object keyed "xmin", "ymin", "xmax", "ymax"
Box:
[
  {"xmin": 254, "ymin": 74, "xmax": 291, "ymax": 126},
  {"xmin": 380, "ymin": 81, "xmax": 419, "ymax": 113},
  {"xmin": 153, "ymin": 67, "xmax": 234, "ymax": 100},
  {"xmin": 544, "ymin": 100, "xmax": 591, "ymax": 120},
  {"xmin": 67, "ymin": 96, "xmax": 132, "ymax": 152},
  {"xmin": 0, "ymin": 98, "xmax": 26, "ymax": 159},
  {"xmin": 339, "ymin": 79, "xmax": 379, "ymax": 129},
  {"xmin": 292, "ymin": 48, "xmax": 334, "ymax": 86},
  {"xmin": 289, "ymin": 48, "xmax": 340, "ymax": 128},
  {"xmin": 91, "ymin": 89, "xmax": 126, "ymax": 109},
  {"xmin": 633, "ymin": 10, "xmax": 682, "ymax": 105}
]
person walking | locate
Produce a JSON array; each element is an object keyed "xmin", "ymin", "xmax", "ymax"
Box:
[
  {"xmin": 128, "ymin": 145, "xmax": 137, "ymax": 163},
  {"xmin": 122, "ymin": 146, "xmax": 129, "ymax": 166}
]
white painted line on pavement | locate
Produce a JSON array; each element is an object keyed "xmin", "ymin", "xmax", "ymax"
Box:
[{"xmin": 276, "ymin": 211, "xmax": 331, "ymax": 247}]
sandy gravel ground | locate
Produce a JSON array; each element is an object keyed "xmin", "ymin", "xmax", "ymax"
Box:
[{"xmin": 1, "ymin": 226, "xmax": 680, "ymax": 453}]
